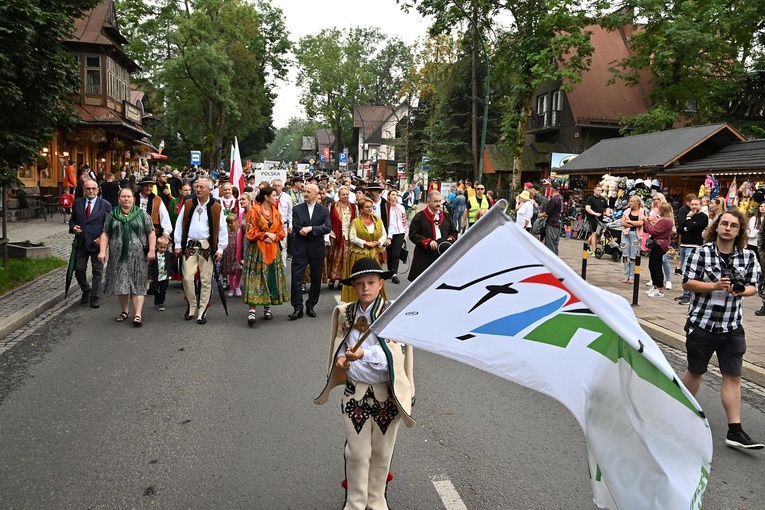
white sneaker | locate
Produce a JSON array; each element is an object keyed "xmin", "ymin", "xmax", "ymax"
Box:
[
  {"xmin": 665, "ymin": 281, "xmax": 672, "ymax": 290},
  {"xmin": 645, "ymin": 280, "xmax": 653, "ymax": 286},
  {"xmin": 647, "ymin": 288, "xmax": 664, "ymax": 297}
]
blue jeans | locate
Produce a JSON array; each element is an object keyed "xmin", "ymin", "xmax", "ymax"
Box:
[{"xmin": 620, "ymin": 230, "xmax": 640, "ymax": 279}]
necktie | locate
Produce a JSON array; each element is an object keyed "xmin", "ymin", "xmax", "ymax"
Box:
[{"xmin": 85, "ymin": 201, "xmax": 91, "ymax": 221}]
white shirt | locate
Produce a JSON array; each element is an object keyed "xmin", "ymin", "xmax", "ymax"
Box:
[
  {"xmin": 307, "ymin": 202, "xmax": 316, "ymax": 220},
  {"xmin": 387, "ymin": 203, "xmax": 407, "ymax": 236},
  {"xmin": 276, "ymin": 192, "xmax": 292, "ymax": 227},
  {"xmin": 342, "ymin": 303, "xmax": 390, "ymax": 384},
  {"xmin": 516, "ymin": 201, "xmax": 534, "ymax": 228},
  {"xmin": 173, "ymin": 198, "xmax": 229, "ymax": 254},
  {"xmin": 372, "ymin": 199, "xmax": 383, "ymax": 218},
  {"xmin": 139, "ymin": 194, "xmax": 172, "ymax": 236}
]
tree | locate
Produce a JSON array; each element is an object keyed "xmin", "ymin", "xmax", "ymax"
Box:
[
  {"xmin": 116, "ymin": 0, "xmax": 290, "ymax": 168},
  {"xmin": 0, "ymin": 0, "xmax": 100, "ymax": 185},
  {"xmin": 294, "ymin": 27, "xmax": 412, "ymax": 158},
  {"xmin": 604, "ymin": 0, "xmax": 749, "ymax": 132},
  {"xmin": 260, "ymin": 117, "xmax": 322, "ymax": 163},
  {"xmin": 399, "ymin": 0, "xmax": 595, "ymax": 188}
]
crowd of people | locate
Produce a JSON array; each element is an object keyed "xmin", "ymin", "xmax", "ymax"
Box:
[{"xmin": 68, "ymin": 166, "xmax": 465, "ymax": 329}]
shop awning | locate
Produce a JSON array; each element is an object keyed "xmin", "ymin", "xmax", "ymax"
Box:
[{"xmin": 150, "ymin": 152, "xmax": 168, "ymax": 160}]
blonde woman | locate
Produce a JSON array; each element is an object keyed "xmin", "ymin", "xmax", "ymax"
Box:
[
  {"xmin": 643, "ymin": 202, "xmax": 674, "ymax": 297},
  {"xmin": 620, "ymin": 195, "xmax": 646, "ymax": 283},
  {"xmin": 644, "ymin": 193, "xmax": 673, "ymax": 290}
]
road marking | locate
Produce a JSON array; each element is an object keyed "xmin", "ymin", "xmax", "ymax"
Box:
[{"xmin": 431, "ymin": 476, "xmax": 468, "ymax": 510}]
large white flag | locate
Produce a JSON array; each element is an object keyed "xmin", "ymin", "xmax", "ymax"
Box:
[
  {"xmin": 230, "ymin": 137, "xmax": 245, "ymax": 193},
  {"xmin": 372, "ymin": 201, "xmax": 712, "ymax": 510}
]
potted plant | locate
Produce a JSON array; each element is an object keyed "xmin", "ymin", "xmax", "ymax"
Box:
[{"xmin": 7, "ymin": 240, "xmax": 52, "ymax": 259}]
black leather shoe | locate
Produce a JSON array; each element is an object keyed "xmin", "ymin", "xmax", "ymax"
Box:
[
  {"xmin": 80, "ymin": 288, "xmax": 91, "ymax": 305},
  {"xmin": 90, "ymin": 297, "xmax": 100, "ymax": 309},
  {"xmin": 197, "ymin": 309, "xmax": 208, "ymax": 324},
  {"xmin": 306, "ymin": 308, "xmax": 316, "ymax": 318},
  {"xmin": 288, "ymin": 309, "xmax": 303, "ymax": 320},
  {"xmin": 184, "ymin": 302, "xmax": 195, "ymax": 321},
  {"xmin": 391, "ymin": 275, "xmax": 400, "ymax": 284}
]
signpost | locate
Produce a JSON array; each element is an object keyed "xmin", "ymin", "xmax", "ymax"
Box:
[{"xmin": 190, "ymin": 151, "xmax": 202, "ymax": 167}]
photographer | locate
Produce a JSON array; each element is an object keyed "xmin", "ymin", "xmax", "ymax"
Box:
[{"xmin": 681, "ymin": 209, "xmax": 763, "ymax": 450}]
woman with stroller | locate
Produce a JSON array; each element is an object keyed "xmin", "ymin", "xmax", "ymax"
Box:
[{"xmin": 620, "ymin": 196, "xmax": 646, "ymax": 284}]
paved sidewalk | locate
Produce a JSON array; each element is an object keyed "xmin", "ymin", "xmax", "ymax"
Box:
[
  {"xmin": 558, "ymin": 238, "xmax": 765, "ymax": 387},
  {"xmin": 2, "ymin": 218, "xmax": 765, "ymax": 386}
]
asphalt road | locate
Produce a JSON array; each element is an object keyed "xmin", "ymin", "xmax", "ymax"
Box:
[{"xmin": 1, "ymin": 271, "xmax": 765, "ymax": 509}]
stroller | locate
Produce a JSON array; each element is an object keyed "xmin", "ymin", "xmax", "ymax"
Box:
[{"xmin": 594, "ymin": 216, "xmax": 623, "ymax": 262}]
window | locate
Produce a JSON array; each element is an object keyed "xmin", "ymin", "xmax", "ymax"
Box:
[
  {"xmin": 536, "ymin": 94, "xmax": 549, "ymax": 126},
  {"xmin": 551, "ymin": 90, "xmax": 562, "ymax": 125},
  {"xmin": 85, "ymin": 55, "xmax": 101, "ymax": 95},
  {"xmin": 106, "ymin": 58, "xmax": 130, "ymax": 103}
]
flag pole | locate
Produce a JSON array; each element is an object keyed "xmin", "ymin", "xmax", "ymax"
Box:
[{"xmin": 351, "ymin": 329, "xmax": 373, "ymax": 352}]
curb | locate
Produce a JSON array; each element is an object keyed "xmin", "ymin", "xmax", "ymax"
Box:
[
  {"xmin": 640, "ymin": 318, "xmax": 765, "ymax": 388},
  {"xmin": 0, "ymin": 268, "xmax": 68, "ymax": 341}
]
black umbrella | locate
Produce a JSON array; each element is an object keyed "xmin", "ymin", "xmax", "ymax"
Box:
[
  {"xmin": 213, "ymin": 263, "xmax": 229, "ymax": 316},
  {"xmin": 65, "ymin": 237, "xmax": 79, "ymax": 297}
]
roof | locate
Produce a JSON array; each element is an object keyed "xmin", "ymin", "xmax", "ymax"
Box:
[
  {"xmin": 663, "ymin": 140, "xmax": 765, "ymax": 175},
  {"xmin": 354, "ymin": 106, "xmax": 394, "ymax": 129},
  {"xmin": 74, "ymin": 105, "xmax": 151, "ymax": 140},
  {"xmin": 565, "ymin": 25, "xmax": 652, "ymax": 125},
  {"xmin": 67, "ymin": 1, "xmax": 140, "ymax": 72},
  {"xmin": 315, "ymin": 129, "xmax": 335, "ymax": 148},
  {"xmin": 560, "ymin": 123, "xmax": 746, "ymax": 173}
]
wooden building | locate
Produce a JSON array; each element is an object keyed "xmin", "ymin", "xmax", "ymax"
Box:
[{"xmin": 17, "ymin": 0, "xmax": 151, "ymax": 191}]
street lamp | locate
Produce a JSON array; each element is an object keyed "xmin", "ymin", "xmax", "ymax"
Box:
[{"xmin": 451, "ymin": 0, "xmax": 490, "ymax": 185}]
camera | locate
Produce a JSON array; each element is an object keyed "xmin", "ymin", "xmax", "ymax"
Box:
[{"xmin": 723, "ymin": 265, "xmax": 747, "ymax": 294}]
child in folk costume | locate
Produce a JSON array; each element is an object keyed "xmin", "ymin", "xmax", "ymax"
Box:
[
  {"xmin": 148, "ymin": 236, "xmax": 175, "ymax": 311},
  {"xmin": 315, "ymin": 257, "xmax": 415, "ymax": 510},
  {"xmin": 222, "ymin": 214, "xmax": 242, "ymax": 297}
]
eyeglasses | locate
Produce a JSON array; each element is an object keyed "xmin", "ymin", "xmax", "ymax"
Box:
[
  {"xmin": 476, "ymin": 187, "xmax": 485, "ymax": 191},
  {"xmin": 84, "ymin": 186, "xmax": 98, "ymax": 190},
  {"xmin": 719, "ymin": 221, "xmax": 740, "ymax": 230}
]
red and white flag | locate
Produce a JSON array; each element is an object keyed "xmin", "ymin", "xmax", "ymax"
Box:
[{"xmin": 230, "ymin": 137, "xmax": 245, "ymax": 193}]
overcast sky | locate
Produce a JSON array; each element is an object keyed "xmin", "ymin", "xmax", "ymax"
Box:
[{"xmin": 269, "ymin": 0, "xmax": 433, "ymax": 128}]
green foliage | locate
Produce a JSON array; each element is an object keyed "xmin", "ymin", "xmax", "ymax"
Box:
[
  {"xmin": 294, "ymin": 28, "xmax": 412, "ymax": 153},
  {"xmin": 0, "ymin": 257, "xmax": 66, "ymax": 295},
  {"xmin": 115, "ymin": 0, "xmax": 290, "ymax": 169},
  {"xmin": 260, "ymin": 117, "xmax": 322, "ymax": 162},
  {"xmin": 604, "ymin": 0, "xmax": 763, "ymax": 131},
  {"xmin": 0, "ymin": 0, "xmax": 100, "ymax": 183}
]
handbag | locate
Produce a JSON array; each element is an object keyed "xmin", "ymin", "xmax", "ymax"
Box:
[
  {"xmin": 399, "ymin": 245, "xmax": 409, "ymax": 264},
  {"xmin": 645, "ymin": 236, "xmax": 656, "ymax": 250}
]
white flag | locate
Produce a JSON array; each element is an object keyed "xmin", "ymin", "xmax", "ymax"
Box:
[{"xmin": 371, "ymin": 201, "xmax": 712, "ymax": 510}]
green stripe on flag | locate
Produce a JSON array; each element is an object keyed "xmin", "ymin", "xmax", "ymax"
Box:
[{"xmin": 524, "ymin": 313, "xmax": 703, "ymax": 418}]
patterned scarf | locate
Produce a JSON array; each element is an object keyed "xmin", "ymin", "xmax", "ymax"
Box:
[
  {"xmin": 108, "ymin": 206, "xmax": 145, "ymax": 261},
  {"xmin": 421, "ymin": 206, "xmax": 442, "ymax": 241}
]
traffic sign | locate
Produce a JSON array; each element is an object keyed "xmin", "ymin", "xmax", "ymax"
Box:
[
  {"xmin": 190, "ymin": 151, "xmax": 202, "ymax": 166},
  {"xmin": 319, "ymin": 154, "xmax": 325, "ymax": 162},
  {"xmin": 339, "ymin": 152, "xmax": 347, "ymax": 163}
]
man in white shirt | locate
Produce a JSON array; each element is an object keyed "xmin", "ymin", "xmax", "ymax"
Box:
[
  {"xmin": 273, "ymin": 178, "xmax": 292, "ymax": 266},
  {"xmin": 173, "ymin": 178, "xmax": 228, "ymax": 324},
  {"xmin": 136, "ymin": 176, "xmax": 172, "ymax": 240}
]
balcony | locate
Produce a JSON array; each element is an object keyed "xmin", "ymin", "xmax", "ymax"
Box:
[{"xmin": 527, "ymin": 110, "xmax": 562, "ymax": 132}]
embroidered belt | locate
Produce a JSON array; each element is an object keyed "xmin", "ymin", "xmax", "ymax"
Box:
[{"xmin": 184, "ymin": 239, "xmax": 212, "ymax": 261}]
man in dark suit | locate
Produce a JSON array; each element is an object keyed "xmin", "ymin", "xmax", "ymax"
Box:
[
  {"xmin": 290, "ymin": 183, "xmax": 331, "ymax": 319},
  {"xmin": 69, "ymin": 179, "xmax": 113, "ymax": 308}
]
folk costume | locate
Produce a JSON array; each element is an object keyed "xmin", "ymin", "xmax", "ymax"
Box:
[
  {"xmin": 219, "ymin": 195, "xmax": 239, "ymax": 217},
  {"xmin": 343, "ymin": 215, "xmax": 388, "ymax": 302},
  {"xmin": 407, "ymin": 206, "xmax": 457, "ymax": 282},
  {"xmin": 328, "ymin": 200, "xmax": 357, "ymax": 285},
  {"xmin": 315, "ymin": 263, "xmax": 414, "ymax": 510},
  {"xmin": 173, "ymin": 196, "xmax": 227, "ymax": 323},
  {"xmin": 242, "ymin": 202, "xmax": 289, "ymax": 307},
  {"xmin": 136, "ymin": 190, "xmax": 172, "ymax": 238}
]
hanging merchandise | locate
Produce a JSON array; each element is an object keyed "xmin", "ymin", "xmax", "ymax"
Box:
[
  {"xmin": 753, "ymin": 183, "xmax": 765, "ymax": 204},
  {"xmin": 698, "ymin": 183, "xmax": 708, "ymax": 198},
  {"xmin": 727, "ymin": 177, "xmax": 738, "ymax": 207}
]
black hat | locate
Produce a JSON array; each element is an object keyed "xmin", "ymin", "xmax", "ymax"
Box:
[
  {"xmin": 366, "ymin": 183, "xmax": 383, "ymax": 192},
  {"xmin": 437, "ymin": 240, "xmax": 453, "ymax": 255},
  {"xmin": 551, "ymin": 180, "xmax": 561, "ymax": 190},
  {"xmin": 385, "ymin": 179, "xmax": 395, "ymax": 187},
  {"xmin": 138, "ymin": 176, "xmax": 156, "ymax": 186},
  {"xmin": 292, "ymin": 176, "xmax": 304, "ymax": 183},
  {"xmin": 339, "ymin": 257, "xmax": 394, "ymax": 286}
]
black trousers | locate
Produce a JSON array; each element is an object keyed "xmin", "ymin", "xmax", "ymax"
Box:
[
  {"xmin": 153, "ymin": 280, "xmax": 169, "ymax": 305},
  {"xmin": 386, "ymin": 234, "xmax": 406, "ymax": 273},
  {"xmin": 291, "ymin": 254, "xmax": 323, "ymax": 310},
  {"xmin": 648, "ymin": 244, "xmax": 666, "ymax": 288},
  {"xmin": 75, "ymin": 247, "xmax": 103, "ymax": 297}
]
